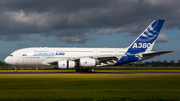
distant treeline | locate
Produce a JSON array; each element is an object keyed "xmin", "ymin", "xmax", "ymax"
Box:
[
  {"xmin": 126, "ymin": 61, "xmax": 180, "ymax": 67},
  {"xmin": 0, "ymin": 61, "xmax": 10, "ymax": 66}
]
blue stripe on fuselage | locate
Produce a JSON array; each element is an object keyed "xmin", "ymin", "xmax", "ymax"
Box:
[{"xmin": 115, "ymin": 56, "xmax": 139, "ymax": 65}]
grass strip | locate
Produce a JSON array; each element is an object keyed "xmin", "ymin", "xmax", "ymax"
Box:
[{"xmin": 0, "ymin": 74, "xmax": 180, "ymax": 100}]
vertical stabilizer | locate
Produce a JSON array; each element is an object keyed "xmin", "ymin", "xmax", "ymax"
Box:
[{"xmin": 126, "ymin": 19, "xmax": 165, "ymax": 54}]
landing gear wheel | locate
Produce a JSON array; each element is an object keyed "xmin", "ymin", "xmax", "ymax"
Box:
[
  {"xmin": 90, "ymin": 69, "xmax": 94, "ymax": 72},
  {"xmin": 76, "ymin": 69, "xmax": 79, "ymax": 72},
  {"xmin": 14, "ymin": 69, "xmax": 18, "ymax": 72},
  {"xmin": 88, "ymin": 69, "xmax": 94, "ymax": 72},
  {"xmin": 75, "ymin": 69, "xmax": 94, "ymax": 72}
]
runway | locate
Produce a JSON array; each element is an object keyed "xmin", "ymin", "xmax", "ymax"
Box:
[{"xmin": 0, "ymin": 71, "xmax": 180, "ymax": 74}]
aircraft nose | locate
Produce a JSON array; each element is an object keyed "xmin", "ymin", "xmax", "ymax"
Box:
[
  {"xmin": 4, "ymin": 57, "xmax": 9, "ymax": 64},
  {"xmin": 4, "ymin": 56, "xmax": 13, "ymax": 65}
]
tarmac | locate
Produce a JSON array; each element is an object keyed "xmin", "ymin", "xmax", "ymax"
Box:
[{"xmin": 0, "ymin": 70, "xmax": 180, "ymax": 74}]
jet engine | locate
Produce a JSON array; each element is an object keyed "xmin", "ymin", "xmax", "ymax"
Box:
[
  {"xmin": 57, "ymin": 60, "xmax": 75, "ymax": 69},
  {"xmin": 79, "ymin": 58, "xmax": 96, "ymax": 67}
]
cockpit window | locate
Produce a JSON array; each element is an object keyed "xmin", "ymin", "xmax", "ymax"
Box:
[{"xmin": 9, "ymin": 55, "xmax": 13, "ymax": 57}]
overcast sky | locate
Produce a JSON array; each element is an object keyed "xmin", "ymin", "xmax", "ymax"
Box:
[{"xmin": 0, "ymin": 0, "xmax": 180, "ymax": 62}]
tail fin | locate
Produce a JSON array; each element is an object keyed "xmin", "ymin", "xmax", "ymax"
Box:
[{"xmin": 126, "ymin": 19, "xmax": 165, "ymax": 54}]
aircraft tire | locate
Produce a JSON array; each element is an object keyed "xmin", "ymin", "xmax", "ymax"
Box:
[
  {"xmin": 76, "ymin": 69, "xmax": 94, "ymax": 73},
  {"xmin": 76, "ymin": 69, "xmax": 79, "ymax": 72},
  {"xmin": 14, "ymin": 69, "xmax": 18, "ymax": 72}
]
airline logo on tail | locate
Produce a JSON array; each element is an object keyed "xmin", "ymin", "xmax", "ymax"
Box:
[
  {"xmin": 127, "ymin": 19, "xmax": 165, "ymax": 54},
  {"xmin": 132, "ymin": 43, "xmax": 151, "ymax": 49}
]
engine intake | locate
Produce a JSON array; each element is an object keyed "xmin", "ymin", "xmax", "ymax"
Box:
[
  {"xmin": 79, "ymin": 58, "xmax": 96, "ymax": 67},
  {"xmin": 58, "ymin": 60, "xmax": 75, "ymax": 69}
]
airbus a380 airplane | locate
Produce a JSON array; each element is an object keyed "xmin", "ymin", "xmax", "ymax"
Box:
[{"xmin": 4, "ymin": 19, "xmax": 173, "ymax": 72}]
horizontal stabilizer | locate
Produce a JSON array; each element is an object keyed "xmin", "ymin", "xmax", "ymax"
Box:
[{"xmin": 142, "ymin": 50, "xmax": 173, "ymax": 60}]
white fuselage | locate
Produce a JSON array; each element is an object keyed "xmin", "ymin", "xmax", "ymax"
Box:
[{"xmin": 4, "ymin": 47, "xmax": 127, "ymax": 66}]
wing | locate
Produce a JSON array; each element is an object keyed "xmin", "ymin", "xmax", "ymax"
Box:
[
  {"xmin": 41, "ymin": 50, "xmax": 173, "ymax": 67},
  {"xmin": 90, "ymin": 55, "xmax": 122, "ymax": 62},
  {"xmin": 42, "ymin": 55, "xmax": 123, "ymax": 67}
]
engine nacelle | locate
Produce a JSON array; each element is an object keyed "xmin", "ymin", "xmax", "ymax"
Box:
[
  {"xmin": 58, "ymin": 60, "xmax": 75, "ymax": 69},
  {"xmin": 80, "ymin": 58, "xmax": 96, "ymax": 67}
]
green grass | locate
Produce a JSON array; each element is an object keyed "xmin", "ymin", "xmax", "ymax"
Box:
[{"xmin": 0, "ymin": 74, "xmax": 180, "ymax": 101}]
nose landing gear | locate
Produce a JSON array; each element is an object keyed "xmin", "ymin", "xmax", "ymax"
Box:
[
  {"xmin": 13, "ymin": 66, "xmax": 18, "ymax": 72},
  {"xmin": 14, "ymin": 69, "xmax": 18, "ymax": 72}
]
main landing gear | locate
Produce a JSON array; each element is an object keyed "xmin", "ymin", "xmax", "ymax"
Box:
[{"xmin": 76, "ymin": 68, "xmax": 94, "ymax": 72}]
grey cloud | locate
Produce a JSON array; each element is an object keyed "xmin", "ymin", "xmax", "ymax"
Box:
[
  {"xmin": 156, "ymin": 33, "xmax": 169, "ymax": 42},
  {"xmin": 0, "ymin": 34, "xmax": 28, "ymax": 41},
  {"xmin": 97, "ymin": 25, "xmax": 141, "ymax": 35},
  {"xmin": 57, "ymin": 33, "xmax": 95, "ymax": 43},
  {"xmin": 17, "ymin": 43, "xmax": 28, "ymax": 46},
  {"xmin": 0, "ymin": 0, "xmax": 180, "ymax": 43},
  {"xmin": 30, "ymin": 38, "xmax": 39, "ymax": 44}
]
